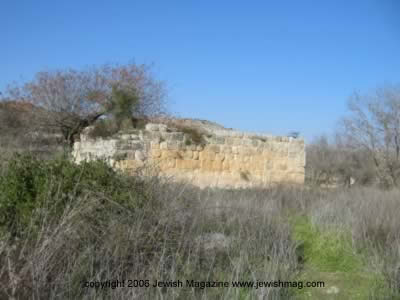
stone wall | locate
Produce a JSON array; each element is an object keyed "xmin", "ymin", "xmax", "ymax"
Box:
[{"xmin": 72, "ymin": 123, "xmax": 305, "ymax": 188}]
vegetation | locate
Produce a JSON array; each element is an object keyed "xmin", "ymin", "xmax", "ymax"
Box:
[
  {"xmin": 0, "ymin": 62, "xmax": 167, "ymax": 147},
  {"xmin": 1, "ymin": 69, "xmax": 400, "ymax": 299},
  {"xmin": 180, "ymin": 126, "xmax": 206, "ymax": 145},
  {"xmin": 0, "ymin": 154, "xmax": 144, "ymax": 238},
  {"xmin": 0, "ymin": 153, "xmax": 399, "ymax": 299},
  {"xmin": 87, "ymin": 118, "xmax": 119, "ymax": 139},
  {"xmin": 307, "ymin": 84, "xmax": 400, "ymax": 188}
]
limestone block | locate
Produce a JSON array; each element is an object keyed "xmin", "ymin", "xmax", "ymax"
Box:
[
  {"xmin": 251, "ymin": 139, "xmax": 260, "ymax": 147},
  {"xmin": 233, "ymin": 138, "xmax": 242, "ymax": 146},
  {"xmin": 130, "ymin": 134, "xmax": 140, "ymax": 140},
  {"xmin": 289, "ymin": 148, "xmax": 303, "ymax": 158},
  {"xmin": 116, "ymin": 159, "xmax": 143, "ymax": 171},
  {"xmin": 231, "ymin": 132, "xmax": 244, "ymax": 138},
  {"xmin": 144, "ymin": 131, "xmax": 162, "ymax": 141},
  {"xmin": 252, "ymin": 170, "xmax": 263, "ymax": 178},
  {"xmin": 150, "ymin": 141, "xmax": 160, "ymax": 149},
  {"xmin": 255, "ymin": 146, "xmax": 264, "ymax": 154},
  {"xmin": 273, "ymin": 142, "xmax": 288, "ymax": 155},
  {"xmin": 135, "ymin": 150, "xmax": 145, "ymax": 161},
  {"xmin": 226, "ymin": 138, "xmax": 234, "ymax": 146},
  {"xmin": 207, "ymin": 145, "xmax": 220, "ymax": 153},
  {"xmin": 193, "ymin": 151, "xmax": 199, "ymax": 160},
  {"xmin": 158, "ymin": 124, "xmax": 168, "ymax": 132},
  {"xmin": 161, "ymin": 150, "xmax": 180, "ymax": 159},
  {"xmin": 199, "ymin": 151, "xmax": 215, "ymax": 161},
  {"xmin": 196, "ymin": 145, "xmax": 204, "ymax": 151},
  {"xmin": 247, "ymin": 148, "xmax": 255, "ymax": 155},
  {"xmin": 230, "ymin": 161, "xmax": 241, "ymax": 171},
  {"xmin": 161, "ymin": 132, "xmax": 184, "ymax": 142},
  {"xmin": 223, "ymin": 153, "xmax": 232, "ymax": 161},
  {"xmin": 182, "ymin": 150, "xmax": 193, "ymax": 159},
  {"xmin": 208, "ymin": 151, "xmax": 216, "ymax": 161},
  {"xmin": 279, "ymin": 163, "xmax": 288, "ymax": 171},
  {"xmin": 185, "ymin": 144, "xmax": 196, "ymax": 151},
  {"xmin": 199, "ymin": 151, "xmax": 205, "ymax": 161},
  {"xmin": 120, "ymin": 134, "xmax": 132, "ymax": 140},
  {"xmin": 176, "ymin": 159, "xmax": 200, "ymax": 170},
  {"xmin": 117, "ymin": 140, "xmax": 143, "ymax": 151},
  {"xmin": 222, "ymin": 145, "xmax": 232, "ymax": 154},
  {"xmin": 215, "ymin": 153, "xmax": 225, "ymax": 162},
  {"xmin": 238, "ymin": 147, "xmax": 251, "ymax": 156},
  {"xmin": 212, "ymin": 160, "xmax": 222, "ymax": 172},
  {"xmin": 266, "ymin": 163, "xmax": 275, "ymax": 174},
  {"xmin": 214, "ymin": 136, "xmax": 225, "ymax": 144},
  {"xmin": 125, "ymin": 151, "xmax": 135, "ymax": 160},
  {"xmin": 255, "ymin": 160, "xmax": 265, "ymax": 172},
  {"xmin": 145, "ymin": 123, "xmax": 159, "ymax": 131},
  {"xmin": 151, "ymin": 149, "xmax": 162, "ymax": 158},
  {"xmin": 242, "ymin": 138, "xmax": 253, "ymax": 147},
  {"xmin": 201, "ymin": 160, "xmax": 214, "ymax": 172},
  {"xmin": 281, "ymin": 137, "xmax": 290, "ymax": 142},
  {"xmin": 160, "ymin": 141, "xmax": 168, "ymax": 150},
  {"xmin": 170, "ymin": 132, "xmax": 185, "ymax": 141},
  {"xmin": 73, "ymin": 141, "xmax": 81, "ymax": 151},
  {"xmin": 294, "ymin": 156, "xmax": 306, "ymax": 168},
  {"xmin": 263, "ymin": 151, "xmax": 274, "ymax": 161},
  {"xmin": 166, "ymin": 141, "xmax": 182, "ymax": 150},
  {"xmin": 145, "ymin": 123, "xmax": 167, "ymax": 132},
  {"xmin": 222, "ymin": 160, "xmax": 230, "ymax": 171},
  {"xmin": 232, "ymin": 146, "xmax": 239, "ymax": 154},
  {"xmin": 159, "ymin": 159, "xmax": 176, "ymax": 170}
]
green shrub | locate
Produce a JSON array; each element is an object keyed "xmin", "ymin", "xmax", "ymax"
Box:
[{"xmin": 0, "ymin": 153, "xmax": 144, "ymax": 237}]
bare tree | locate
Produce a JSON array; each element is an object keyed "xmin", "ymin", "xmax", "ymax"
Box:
[
  {"xmin": 306, "ymin": 134, "xmax": 378, "ymax": 187},
  {"xmin": 340, "ymin": 85, "xmax": 400, "ymax": 187},
  {"xmin": 1, "ymin": 63, "xmax": 167, "ymax": 147}
]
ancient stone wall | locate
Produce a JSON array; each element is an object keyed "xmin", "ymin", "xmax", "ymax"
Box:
[{"xmin": 72, "ymin": 123, "xmax": 305, "ymax": 188}]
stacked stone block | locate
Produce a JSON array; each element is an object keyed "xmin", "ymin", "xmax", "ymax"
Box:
[{"xmin": 72, "ymin": 123, "xmax": 305, "ymax": 188}]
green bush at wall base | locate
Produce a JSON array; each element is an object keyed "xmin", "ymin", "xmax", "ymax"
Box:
[{"xmin": 0, "ymin": 153, "xmax": 144, "ymax": 238}]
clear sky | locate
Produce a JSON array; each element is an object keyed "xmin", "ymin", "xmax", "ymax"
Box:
[{"xmin": 1, "ymin": 0, "xmax": 399, "ymax": 141}]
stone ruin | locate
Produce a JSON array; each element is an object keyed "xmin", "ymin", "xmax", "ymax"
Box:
[{"xmin": 72, "ymin": 119, "xmax": 305, "ymax": 188}]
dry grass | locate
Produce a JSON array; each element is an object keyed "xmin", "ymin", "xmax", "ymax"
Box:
[{"xmin": 0, "ymin": 155, "xmax": 399, "ymax": 299}]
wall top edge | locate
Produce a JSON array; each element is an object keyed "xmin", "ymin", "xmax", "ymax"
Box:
[{"xmin": 80, "ymin": 123, "xmax": 304, "ymax": 143}]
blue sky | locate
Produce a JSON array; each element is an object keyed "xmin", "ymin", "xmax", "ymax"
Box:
[{"xmin": 1, "ymin": 1, "xmax": 399, "ymax": 141}]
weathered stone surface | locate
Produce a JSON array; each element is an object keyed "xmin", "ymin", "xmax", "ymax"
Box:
[
  {"xmin": 160, "ymin": 141, "xmax": 168, "ymax": 150},
  {"xmin": 161, "ymin": 150, "xmax": 180, "ymax": 159},
  {"xmin": 73, "ymin": 122, "xmax": 305, "ymax": 188},
  {"xmin": 151, "ymin": 149, "xmax": 161, "ymax": 158},
  {"xmin": 145, "ymin": 123, "xmax": 168, "ymax": 132},
  {"xmin": 135, "ymin": 150, "xmax": 145, "ymax": 161},
  {"xmin": 176, "ymin": 159, "xmax": 200, "ymax": 170},
  {"xmin": 193, "ymin": 151, "xmax": 199, "ymax": 160}
]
